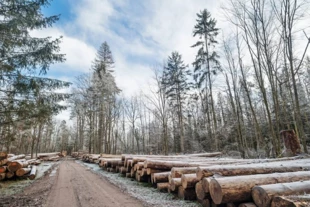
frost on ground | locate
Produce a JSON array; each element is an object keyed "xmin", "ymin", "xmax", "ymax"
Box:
[
  {"xmin": 78, "ymin": 160, "xmax": 201, "ymax": 207},
  {"xmin": 0, "ymin": 161, "xmax": 57, "ymax": 196}
]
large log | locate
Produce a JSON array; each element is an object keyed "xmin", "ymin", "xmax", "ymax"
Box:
[
  {"xmin": 170, "ymin": 178, "xmax": 182, "ymax": 191},
  {"xmin": 178, "ymin": 186, "xmax": 197, "ymax": 200},
  {"xmin": 196, "ymin": 180, "xmax": 209, "ymax": 200},
  {"xmin": 7, "ymin": 160, "xmax": 28, "ymax": 172},
  {"xmin": 171, "ymin": 167, "xmax": 198, "ymax": 178},
  {"xmin": 8, "ymin": 154, "xmax": 26, "ymax": 162},
  {"xmin": 181, "ymin": 173, "xmax": 199, "ymax": 189},
  {"xmin": 209, "ymin": 171, "xmax": 310, "ymax": 204},
  {"xmin": 144, "ymin": 160, "xmax": 195, "ymax": 170},
  {"xmin": 28, "ymin": 165, "xmax": 37, "ymax": 180},
  {"xmin": 197, "ymin": 159, "xmax": 310, "ymax": 180},
  {"xmin": 16, "ymin": 168, "xmax": 31, "ymax": 177},
  {"xmin": 252, "ymin": 181, "xmax": 310, "ymax": 207},
  {"xmin": 152, "ymin": 172, "xmax": 171, "ymax": 183},
  {"xmin": 271, "ymin": 195, "xmax": 310, "ymax": 207}
]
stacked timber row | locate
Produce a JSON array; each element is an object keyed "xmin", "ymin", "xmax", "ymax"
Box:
[
  {"xmin": 0, "ymin": 152, "xmax": 40, "ymax": 181},
  {"xmin": 78, "ymin": 152, "xmax": 310, "ymax": 207}
]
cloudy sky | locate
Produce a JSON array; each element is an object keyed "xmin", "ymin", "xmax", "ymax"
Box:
[{"xmin": 38, "ymin": 0, "xmax": 226, "ymax": 122}]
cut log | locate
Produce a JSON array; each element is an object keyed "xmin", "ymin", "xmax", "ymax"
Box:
[
  {"xmin": 0, "ymin": 172, "xmax": 5, "ymax": 180},
  {"xmin": 8, "ymin": 154, "xmax": 26, "ymax": 162},
  {"xmin": 0, "ymin": 166, "xmax": 7, "ymax": 173},
  {"xmin": 202, "ymin": 177, "xmax": 212, "ymax": 193},
  {"xmin": 144, "ymin": 160, "xmax": 196, "ymax": 170},
  {"xmin": 252, "ymin": 180, "xmax": 310, "ymax": 207},
  {"xmin": 16, "ymin": 168, "xmax": 31, "ymax": 177},
  {"xmin": 152, "ymin": 172, "xmax": 171, "ymax": 183},
  {"xmin": 197, "ymin": 160, "xmax": 310, "ymax": 180},
  {"xmin": 178, "ymin": 186, "xmax": 196, "ymax": 200},
  {"xmin": 170, "ymin": 178, "xmax": 182, "ymax": 191},
  {"xmin": 209, "ymin": 171, "xmax": 310, "ymax": 204},
  {"xmin": 28, "ymin": 166, "xmax": 37, "ymax": 180},
  {"xmin": 181, "ymin": 173, "xmax": 199, "ymax": 189},
  {"xmin": 238, "ymin": 203, "xmax": 257, "ymax": 207},
  {"xmin": 6, "ymin": 171, "xmax": 14, "ymax": 179},
  {"xmin": 171, "ymin": 167, "xmax": 198, "ymax": 178},
  {"xmin": 196, "ymin": 180, "xmax": 209, "ymax": 200},
  {"xmin": 157, "ymin": 182, "xmax": 169, "ymax": 192},
  {"xmin": 271, "ymin": 195, "xmax": 310, "ymax": 207},
  {"xmin": 7, "ymin": 160, "xmax": 28, "ymax": 172}
]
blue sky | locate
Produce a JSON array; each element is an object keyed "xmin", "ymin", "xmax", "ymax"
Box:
[{"xmin": 36, "ymin": 0, "xmax": 310, "ymax": 122}]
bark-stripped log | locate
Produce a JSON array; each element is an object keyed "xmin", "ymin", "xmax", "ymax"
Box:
[
  {"xmin": 181, "ymin": 173, "xmax": 199, "ymax": 189},
  {"xmin": 16, "ymin": 168, "xmax": 31, "ymax": 177},
  {"xmin": 197, "ymin": 160, "xmax": 310, "ymax": 180},
  {"xmin": 252, "ymin": 181, "xmax": 310, "ymax": 207},
  {"xmin": 28, "ymin": 166, "xmax": 36, "ymax": 180},
  {"xmin": 209, "ymin": 171, "xmax": 310, "ymax": 204},
  {"xmin": 271, "ymin": 195, "xmax": 310, "ymax": 207},
  {"xmin": 170, "ymin": 178, "xmax": 182, "ymax": 191},
  {"xmin": 178, "ymin": 186, "xmax": 196, "ymax": 200}
]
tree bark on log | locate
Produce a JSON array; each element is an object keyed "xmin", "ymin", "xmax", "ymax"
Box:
[
  {"xmin": 171, "ymin": 167, "xmax": 198, "ymax": 178},
  {"xmin": 271, "ymin": 195, "xmax": 310, "ymax": 207},
  {"xmin": 181, "ymin": 173, "xmax": 199, "ymax": 189},
  {"xmin": 197, "ymin": 160, "xmax": 310, "ymax": 180},
  {"xmin": 178, "ymin": 186, "xmax": 196, "ymax": 200},
  {"xmin": 152, "ymin": 172, "xmax": 171, "ymax": 183},
  {"xmin": 28, "ymin": 166, "xmax": 36, "ymax": 180},
  {"xmin": 170, "ymin": 178, "xmax": 182, "ymax": 191},
  {"xmin": 16, "ymin": 168, "xmax": 31, "ymax": 177},
  {"xmin": 252, "ymin": 181, "xmax": 310, "ymax": 207},
  {"xmin": 209, "ymin": 171, "xmax": 310, "ymax": 204}
]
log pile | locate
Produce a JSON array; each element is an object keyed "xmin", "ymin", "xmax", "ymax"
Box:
[
  {"xmin": 0, "ymin": 152, "xmax": 41, "ymax": 181},
  {"xmin": 37, "ymin": 152, "xmax": 63, "ymax": 161},
  {"xmin": 78, "ymin": 152, "xmax": 310, "ymax": 207}
]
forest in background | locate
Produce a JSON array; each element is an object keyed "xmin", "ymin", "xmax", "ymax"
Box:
[{"xmin": 1, "ymin": 0, "xmax": 310, "ymax": 158}]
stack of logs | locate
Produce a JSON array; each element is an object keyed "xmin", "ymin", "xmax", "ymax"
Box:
[
  {"xmin": 79, "ymin": 152, "xmax": 310, "ymax": 207},
  {"xmin": 0, "ymin": 152, "xmax": 39, "ymax": 181}
]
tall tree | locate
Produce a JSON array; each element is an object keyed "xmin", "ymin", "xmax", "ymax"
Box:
[
  {"xmin": 192, "ymin": 9, "xmax": 220, "ymax": 150},
  {"xmin": 162, "ymin": 52, "xmax": 190, "ymax": 153}
]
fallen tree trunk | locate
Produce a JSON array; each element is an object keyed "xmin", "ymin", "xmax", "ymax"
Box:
[
  {"xmin": 252, "ymin": 181, "xmax": 310, "ymax": 207},
  {"xmin": 271, "ymin": 195, "xmax": 310, "ymax": 207},
  {"xmin": 16, "ymin": 168, "xmax": 31, "ymax": 177},
  {"xmin": 181, "ymin": 173, "xmax": 199, "ymax": 189},
  {"xmin": 209, "ymin": 171, "xmax": 310, "ymax": 204},
  {"xmin": 197, "ymin": 159, "xmax": 310, "ymax": 180},
  {"xmin": 28, "ymin": 166, "xmax": 37, "ymax": 180}
]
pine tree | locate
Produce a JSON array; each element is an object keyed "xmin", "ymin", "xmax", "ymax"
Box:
[
  {"xmin": 0, "ymin": 0, "xmax": 70, "ymax": 152},
  {"xmin": 192, "ymin": 9, "xmax": 220, "ymax": 150},
  {"xmin": 162, "ymin": 51, "xmax": 190, "ymax": 153}
]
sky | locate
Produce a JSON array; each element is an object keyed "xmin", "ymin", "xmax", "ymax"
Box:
[
  {"xmin": 37, "ymin": 0, "xmax": 310, "ymax": 124},
  {"xmin": 37, "ymin": 0, "xmax": 223, "ymax": 122}
]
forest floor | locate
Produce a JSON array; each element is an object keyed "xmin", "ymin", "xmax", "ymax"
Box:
[{"xmin": 0, "ymin": 158, "xmax": 200, "ymax": 207}]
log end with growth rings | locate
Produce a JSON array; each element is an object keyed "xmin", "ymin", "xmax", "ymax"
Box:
[
  {"xmin": 252, "ymin": 186, "xmax": 270, "ymax": 207},
  {"xmin": 209, "ymin": 178, "xmax": 223, "ymax": 204}
]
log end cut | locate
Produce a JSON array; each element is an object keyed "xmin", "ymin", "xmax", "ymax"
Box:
[
  {"xmin": 209, "ymin": 178, "xmax": 223, "ymax": 204},
  {"xmin": 252, "ymin": 186, "xmax": 271, "ymax": 207}
]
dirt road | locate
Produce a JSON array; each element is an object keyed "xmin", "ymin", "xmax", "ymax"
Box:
[{"xmin": 45, "ymin": 159, "xmax": 144, "ymax": 207}]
